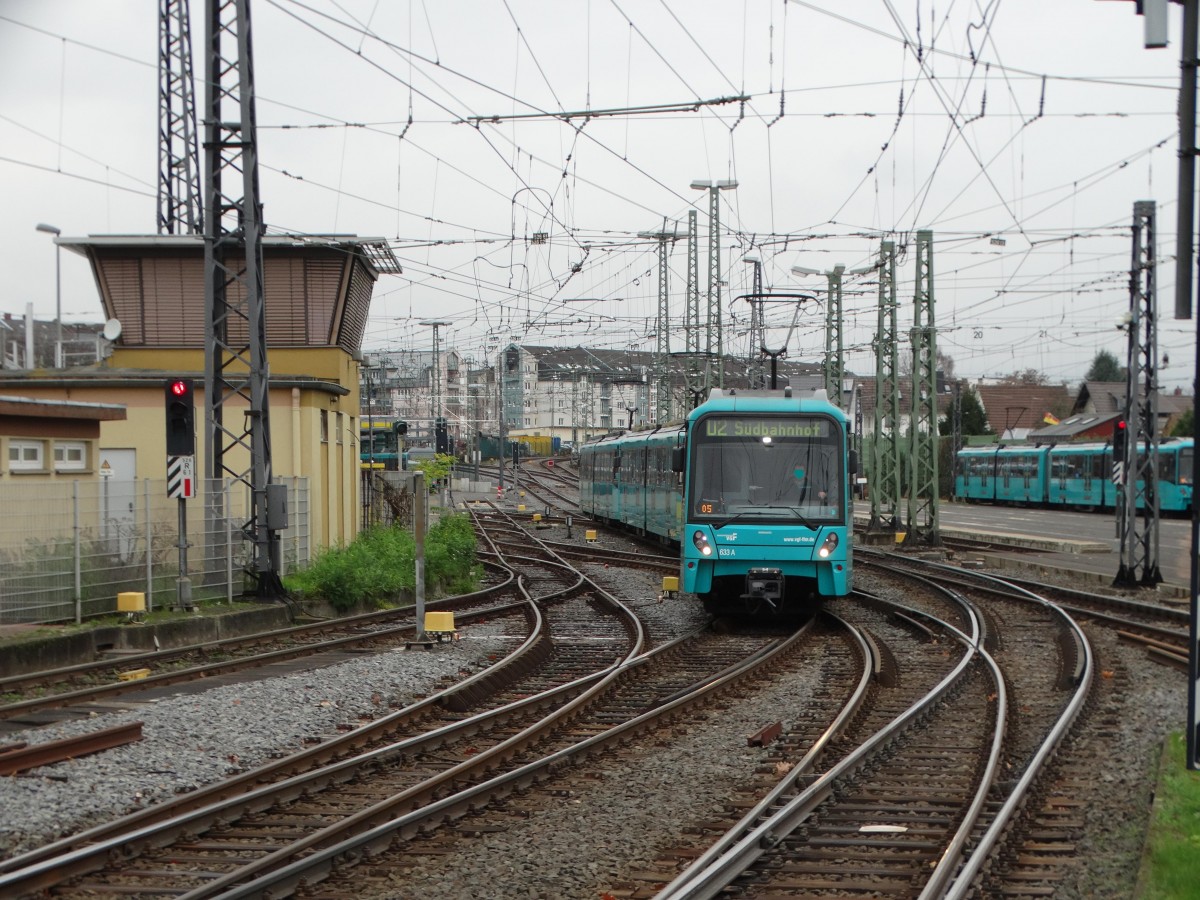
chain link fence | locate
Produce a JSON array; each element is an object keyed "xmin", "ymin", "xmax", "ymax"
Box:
[{"xmin": 0, "ymin": 477, "xmax": 309, "ymax": 625}]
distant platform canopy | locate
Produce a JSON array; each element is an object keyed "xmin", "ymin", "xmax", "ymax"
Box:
[{"xmin": 59, "ymin": 235, "xmax": 401, "ymax": 355}]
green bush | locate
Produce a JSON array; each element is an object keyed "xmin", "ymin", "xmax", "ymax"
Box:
[
  {"xmin": 426, "ymin": 514, "xmax": 482, "ymax": 595},
  {"xmin": 285, "ymin": 514, "xmax": 481, "ymax": 611}
]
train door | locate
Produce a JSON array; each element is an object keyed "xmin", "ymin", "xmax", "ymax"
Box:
[
  {"xmin": 1078, "ymin": 451, "xmax": 1102, "ymax": 508},
  {"xmin": 1049, "ymin": 452, "xmax": 1068, "ymax": 505}
]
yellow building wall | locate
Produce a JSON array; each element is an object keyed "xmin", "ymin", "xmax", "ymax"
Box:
[{"xmin": 18, "ymin": 349, "xmax": 362, "ymax": 552}]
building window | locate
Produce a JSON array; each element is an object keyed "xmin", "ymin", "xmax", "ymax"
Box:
[
  {"xmin": 8, "ymin": 440, "xmax": 44, "ymax": 471},
  {"xmin": 335, "ymin": 412, "xmax": 343, "ymax": 444},
  {"xmin": 320, "ymin": 409, "xmax": 329, "ymax": 443},
  {"xmin": 53, "ymin": 441, "xmax": 87, "ymax": 471}
]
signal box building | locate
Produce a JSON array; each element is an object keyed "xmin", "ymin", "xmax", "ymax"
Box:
[{"xmin": 0, "ymin": 234, "xmax": 399, "ymax": 552}]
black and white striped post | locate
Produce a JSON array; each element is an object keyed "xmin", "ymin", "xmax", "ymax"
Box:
[{"xmin": 167, "ymin": 454, "xmax": 196, "ymax": 612}]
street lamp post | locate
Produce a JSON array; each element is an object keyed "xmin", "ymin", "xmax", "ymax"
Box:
[
  {"xmin": 793, "ymin": 261, "xmax": 876, "ymax": 407},
  {"xmin": 35, "ymin": 223, "xmax": 62, "ymax": 367}
]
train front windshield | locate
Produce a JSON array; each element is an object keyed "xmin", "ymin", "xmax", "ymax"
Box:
[{"xmin": 689, "ymin": 414, "xmax": 844, "ymax": 523}]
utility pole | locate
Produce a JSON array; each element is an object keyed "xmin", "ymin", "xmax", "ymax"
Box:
[
  {"xmin": 793, "ymin": 261, "xmax": 873, "ymax": 408},
  {"xmin": 158, "ymin": 0, "xmax": 203, "ymax": 235},
  {"xmin": 853, "ymin": 383, "xmax": 864, "ymax": 499},
  {"xmin": 691, "ymin": 179, "xmax": 737, "ymax": 391},
  {"xmin": 1115, "ymin": 200, "xmax": 1162, "ymax": 588},
  {"xmin": 824, "ymin": 266, "xmax": 846, "ymax": 406},
  {"xmin": 950, "ymin": 380, "xmax": 963, "ymax": 501},
  {"xmin": 1182, "ymin": 0, "xmax": 1200, "ymax": 775},
  {"xmin": 421, "ymin": 320, "xmax": 452, "ymax": 431},
  {"xmin": 639, "ymin": 221, "xmax": 677, "ymax": 424},
  {"xmin": 906, "ymin": 230, "xmax": 940, "ymax": 545},
  {"xmin": 685, "ymin": 209, "xmax": 703, "ymax": 402},
  {"xmin": 1110, "ymin": 0, "xmax": 1200, "ymax": 777},
  {"xmin": 743, "ymin": 256, "xmax": 765, "ymax": 388},
  {"xmin": 203, "ymin": 0, "xmax": 284, "ymax": 599},
  {"xmin": 496, "ymin": 349, "xmax": 507, "ymax": 495},
  {"xmin": 870, "ymin": 240, "xmax": 902, "ymax": 533}
]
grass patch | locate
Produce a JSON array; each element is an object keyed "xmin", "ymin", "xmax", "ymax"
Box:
[
  {"xmin": 1137, "ymin": 732, "xmax": 1200, "ymax": 899},
  {"xmin": 284, "ymin": 514, "xmax": 482, "ymax": 612}
]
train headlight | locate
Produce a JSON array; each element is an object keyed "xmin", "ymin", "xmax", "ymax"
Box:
[
  {"xmin": 817, "ymin": 532, "xmax": 839, "ymax": 559},
  {"xmin": 691, "ymin": 530, "xmax": 713, "ymax": 557}
]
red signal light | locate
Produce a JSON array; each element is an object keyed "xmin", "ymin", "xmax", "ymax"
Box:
[
  {"xmin": 170, "ymin": 380, "xmax": 189, "ymax": 397},
  {"xmin": 1116, "ymin": 419, "xmax": 1126, "ymax": 430}
]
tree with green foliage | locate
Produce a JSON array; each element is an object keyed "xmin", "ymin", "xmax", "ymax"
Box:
[
  {"xmin": 1085, "ymin": 349, "xmax": 1123, "ymax": 383},
  {"xmin": 409, "ymin": 452, "xmax": 456, "ymax": 491},
  {"xmin": 1169, "ymin": 408, "xmax": 1193, "ymax": 438},
  {"xmin": 939, "ymin": 384, "xmax": 991, "ymax": 437}
]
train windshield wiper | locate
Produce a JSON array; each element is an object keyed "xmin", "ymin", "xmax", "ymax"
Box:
[
  {"xmin": 785, "ymin": 507, "xmax": 818, "ymax": 529},
  {"xmin": 713, "ymin": 506, "xmax": 794, "ymax": 530},
  {"xmin": 713, "ymin": 511, "xmax": 752, "ymax": 530}
]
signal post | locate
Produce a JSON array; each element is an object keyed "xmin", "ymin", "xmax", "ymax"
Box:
[{"xmin": 165, "ymin": 378, "xmax": 197, "ymax": 611}]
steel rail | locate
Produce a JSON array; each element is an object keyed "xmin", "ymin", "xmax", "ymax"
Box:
[
  {"xmin": 0, "ymin": 560, "xmax": 514, "ymax": 694},
  {"xmin": 657, "ymin": 590, "xmax": 989, "ymax": 900},
  {"xmin": 172, "ymin": 581, "xmax": 649, "ymax": 897},
  {"xmin": 0, "ymin": 598, "xmax": 541, "ymax": 892},
  {"xmin": 0, "ymin": 563, "xmax": 520, "ymax": 724},
  {"xmin": 0, "ymin": 594, "xmax": 524, "ymax": 724},
  {"xmin": 649, "ymin": 611, "xmax": 875, "ymax": 894},
  {"xmin": 0, "ymin": 721, "xmax": 143, "ymax": 775},
  {"xmin": 853, "ymin": 553, "xmax": 1098, "ymax": 898},
  {"xmin": 936, "ymin": 573, "xmax": 1095, "ymax": 899},
  {"xmin": 202, "ymin": 617, "xmax": 812, "ymax": 899}
]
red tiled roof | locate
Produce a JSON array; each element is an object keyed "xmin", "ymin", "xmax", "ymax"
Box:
[{"xmin": 975, "ymin": 384, "xmax": 1072, "ymax": 436}]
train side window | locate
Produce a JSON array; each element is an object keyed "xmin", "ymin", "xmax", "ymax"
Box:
[{"xmin": 1160, "ymin": 453, "xmax": 1177, "ymax": 482}]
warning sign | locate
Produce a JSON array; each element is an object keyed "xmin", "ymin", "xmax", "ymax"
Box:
[{"xmin": 167, "ymin": 455, "xmax": 196, "ymax": 499}]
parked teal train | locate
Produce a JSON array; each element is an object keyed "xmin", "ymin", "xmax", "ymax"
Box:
[
  {"xmin": 955, "ymin": 438, "xmax": 1193, "ymax": 512},
  {"xmin": 578, "ymin": 387, "xmax": 855, "ymax": 616}
]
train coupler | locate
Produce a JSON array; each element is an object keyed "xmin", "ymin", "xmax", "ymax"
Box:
[{"xmin": 740, "ymin": 568, "xmax": 784, "ymax": 607}]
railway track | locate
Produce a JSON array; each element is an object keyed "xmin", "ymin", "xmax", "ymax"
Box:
[
  {"xmin": 860, "ymin": 545, "xmax": 1190, "ymax": 663},
  {"xmin": 0, "ymin": 563, "xmax": 520, "ymax": 736},
  {"xmin": 0, "ymin": 506, "xmax": 812, "ymax": 899},
  {"xmin": 637, "ymin": 563, "xmax": 1092, "ymax": 899},
  {"xmin": 2, "ymin": 500, "xmax": 1177, "ymax": 899}
]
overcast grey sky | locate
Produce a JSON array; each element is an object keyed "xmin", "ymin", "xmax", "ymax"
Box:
[{"xmin": 1, "ymin": 0, "xmax": 1194, "ymax": 389}]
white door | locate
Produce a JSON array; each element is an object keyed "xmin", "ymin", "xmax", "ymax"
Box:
[{"xmin": 99, "ymin": 448, "xmax": 137, "ymax": 560}]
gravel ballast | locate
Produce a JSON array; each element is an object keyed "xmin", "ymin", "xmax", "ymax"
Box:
[
  {"xmin": 0, "ymin": 623, "xmax": 521, "ymax": 857},
  {"xmin": 0, "ymin": 545, "xmax": 1186, "ymax": 900},
  {"xmin": 0, "ymin": 560, "xmax": 702, "ymax": 862}
]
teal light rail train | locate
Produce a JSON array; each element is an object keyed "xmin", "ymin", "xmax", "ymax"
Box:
[
  {"xmin": 578, "ymin": 387, "xmax": 855, "ymax": 617},
  {"xmin": 955, "ymin": 438, "xmax": 1193, "ymax": 512},
  {"xmin": 360, "ymin": 420, "xmax": 402, "ymax": 471}
]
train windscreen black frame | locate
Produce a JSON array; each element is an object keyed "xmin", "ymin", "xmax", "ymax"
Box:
[{"xmin": 688, "ymin": 413, "xmax": 844, "ymax": 522}]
